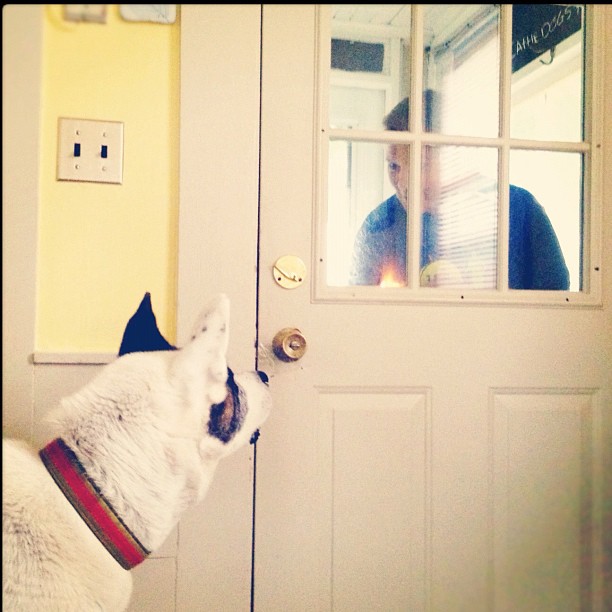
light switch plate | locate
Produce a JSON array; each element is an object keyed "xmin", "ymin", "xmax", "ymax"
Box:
[{"xmin": 57, "ymin": 118, "xmax": 124, "ymax": 184}]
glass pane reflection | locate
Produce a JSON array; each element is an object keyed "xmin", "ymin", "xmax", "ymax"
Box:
[
  {"xmin": 423, "ymin": 5, "xmax": 500, "ymax": 137},
  {"xmin": 327, "ymin": 140, "xmax": 403, "ymax": 287},
  {"xmin": 421, "ymin": 146, "xmax": 498, "ymax": 288},
  {"xmin": 510, "ymin": 150, "xmax": 581, "ymax": 291},
  {"xmin": 511, "ymin": 5, "xmax": 584, "ymax": 142},
  {"xmin": 328, "ymin": 141, "xmax": 501, "ymax": 290},
  {"xmin": 328, "ymin": 141, "xmax": 576, "ymax": 290},
  {"xmin": 325, "ymin": 5, "xmax": 584, "ymax": 294},
  {"xmin": 330, "ymin": 4, "xmax": 411, "ymax": 132}
]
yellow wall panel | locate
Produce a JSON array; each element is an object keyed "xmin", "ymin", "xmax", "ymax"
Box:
[{"xmin": 37, "ymin": 5, "xmax": 179, "ymax": 352}]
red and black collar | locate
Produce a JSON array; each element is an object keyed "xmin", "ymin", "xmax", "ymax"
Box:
[{"xmin": 39, "ymin": 438, "xmax": 149, "ymax": 570}]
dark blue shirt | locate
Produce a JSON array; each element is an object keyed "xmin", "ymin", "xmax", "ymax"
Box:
[{"xmin": 350, "ymin": 185, "xmax": 570, "ymax": 290}]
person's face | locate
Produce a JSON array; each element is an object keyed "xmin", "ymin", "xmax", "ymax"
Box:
[
  {"xmin": 386, "ymin": 144, "xmax": 440, "ymax": 213},
  {"xmin": 386, "ymin": 144, "xmax": 409, "ymax": 209}
]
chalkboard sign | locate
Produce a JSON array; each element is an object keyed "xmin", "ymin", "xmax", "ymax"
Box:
[{"xmin": 512, "ymin": 4, "xmax": 582, "ymax": 73}]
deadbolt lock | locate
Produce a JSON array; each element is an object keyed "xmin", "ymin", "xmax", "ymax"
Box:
[{"xmin": 273, "ymin": 256, "xmax": 306, "ymax": 289}]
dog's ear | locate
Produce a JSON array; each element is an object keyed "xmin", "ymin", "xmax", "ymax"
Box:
[
  {"xmin": 170, "ymin": 294, "xmax": 230, "ymax": 406},
  {"xmin": 118, "ymin": 292, "xmax": 176, "ymax": 356}
]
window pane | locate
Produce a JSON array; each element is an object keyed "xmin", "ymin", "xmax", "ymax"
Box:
[
  {"xmin": 511, "ymin": 5, "xmax": 585, "ymax": 142},
  {"xmin": 509, "ymin": 150, "xmax": 581, "ymax": 291},
  {"xmin": 330, "ymin": 5, "xmax": 412, "ymax": 132},
  {"xmin": 328, "ymin": 140, "xmax": 406, "ymax": 287},
  {"xmin": 322, "ymin": 5, "xmax": 590, "ymax": 298},
  {"xmin": 423, "ymin": 5, "xmax": 500, "ymax": 137},
  {"xmin": 422, "ymin": 146, "xmax": 498, "ymax": 289}
]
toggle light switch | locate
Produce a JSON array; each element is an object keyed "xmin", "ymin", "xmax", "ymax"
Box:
[{"xmin": 57, "ymin": 118, "xmax": 124, "ymax": 184}]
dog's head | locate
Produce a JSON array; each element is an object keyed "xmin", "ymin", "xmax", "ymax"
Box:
[
  {"xmin": 160, "ymin": 292, "xmax": 272, "ymax": 456},
  {"xmin": 169, "ymin": 293, "xmax": 271, "ymax": 455},
  {"xmin": 50, "ymin": 293, "xmax": 271, "ymax": 473}
]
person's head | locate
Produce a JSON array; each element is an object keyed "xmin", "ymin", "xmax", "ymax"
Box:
[
  {"xmin": 384, "ymin": 97, "xmax": 409, "ymax": 131},
  {"xmin": 383, "ymin": 98, "xmax": 410, "ymax": 209},
  {"xmin": 383, "ymin": 96, "xmax": 439, "ymax": 212}
]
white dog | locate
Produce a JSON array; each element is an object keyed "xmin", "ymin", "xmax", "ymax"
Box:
[{"xmin": 3, "ymin": 294, "xmax": 271, "ymax": 611}]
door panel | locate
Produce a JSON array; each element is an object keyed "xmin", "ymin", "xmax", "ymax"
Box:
[
  {"xmin": 256, "ymin": 5, "xmax": 610, "ymax": 611},
  {"xmin": 317, "ymin": 389, "xmax": 430, "ymax": 610},
  {"xmin": 491, "ymin": 390, "xmax": 598, "ymax": 611}
]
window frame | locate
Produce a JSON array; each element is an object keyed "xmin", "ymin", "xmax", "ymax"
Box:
[{"xmin": 313, "ymin": 4, "xmax": 603, "ymax": 307}]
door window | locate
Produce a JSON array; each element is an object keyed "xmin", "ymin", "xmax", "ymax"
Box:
[{"xmin": 316, "ymin": 4, "xmax": 600, "ymax": 304}]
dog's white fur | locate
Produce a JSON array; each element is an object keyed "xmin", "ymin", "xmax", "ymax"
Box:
[{"xmin": 2, "ymin": 294, "xmax": 271, "ymax": 611}]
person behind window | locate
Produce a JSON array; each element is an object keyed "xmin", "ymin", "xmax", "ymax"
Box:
[{"xmin": 349, "ymin": 97, "xmax": 570, "ymax": 290}]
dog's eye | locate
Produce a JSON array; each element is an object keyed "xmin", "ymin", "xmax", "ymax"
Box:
[{"xmin": 257, "ymin": 371, "xmax": 269, "ymax": 385}]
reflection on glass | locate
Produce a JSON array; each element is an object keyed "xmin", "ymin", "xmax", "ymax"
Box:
[
  {"xmin": 348, "ymin": 139, "xmax": 409, "ymax": 288},
  {"xmin": 423, "ymin": 146, "xmax": 498, "ymax": 288},
  {"xmin": 423, "ymin": 5, "xmax": 500, "ymax": 137},
  {"xmin": 328, "ymin": 135, "xmax": 574, "ymax": 290},
  {"xmin": 327, "ymin": 140, "xmax": 402, "ymax": 286},
  {"xmin": 328, "ymin": 140, "xmax": 500, "ymax": 290},
  {"xmin": 510, "ymin": 150, "xmax": 580, "ymax": 290},
  {"xmin": 330, "ymin": 5, "xmax": 411, "ymax": 132},
  {"xmin": 511, "ymin": 5, "xmax": 584, "ymax": 142},
  {"xmin": 325, "ymin": 5, "xmax": 581, "ymax": 292}
]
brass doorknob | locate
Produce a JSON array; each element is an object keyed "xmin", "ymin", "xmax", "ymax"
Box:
[{"xmin": 272, "ymin": 328, "xmax": 307, "ymax": 362}]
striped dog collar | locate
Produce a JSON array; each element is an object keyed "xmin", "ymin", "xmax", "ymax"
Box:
[{"xmin": 39, "ymin": 438, "xmax": 150, "ymax": 570}]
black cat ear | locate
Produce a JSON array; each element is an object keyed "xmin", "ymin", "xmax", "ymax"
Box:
[{"xmin": 118, "ymin": 292, "xmax": 177, "ymax": 356}]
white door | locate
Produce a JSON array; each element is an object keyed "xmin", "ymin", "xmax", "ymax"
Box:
[{"xmin": 254, "ymin": 5, "xmax": 610, "ymax": 612}]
